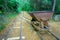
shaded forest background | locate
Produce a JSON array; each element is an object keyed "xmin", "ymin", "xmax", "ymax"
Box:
[
  {"xmin": 0, "ymin": 0, "xmax": 60, "ymax": 14},
  {"xmin": 0, "ymin": 0, "xmax": 60, "ymax": 31}
]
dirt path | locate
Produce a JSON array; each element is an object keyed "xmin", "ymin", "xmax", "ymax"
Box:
[
  {"xmin": 50, "ymin": 22, "xmax": 60, "ymax": 39},
  {"xmin": 2, "ymin": 13, "xmax": 40, "ymax": 40},
  {"xmin": 1, "ymin": 12, "xmax": 60, "ymax": 40}
]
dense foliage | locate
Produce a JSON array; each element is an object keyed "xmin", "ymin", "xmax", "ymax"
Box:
[
  {"xmin": 0, "ymin": 0, "xmax": 60, "ymax": 14},
  {"xmin": 0, "ymin": 0, "xmax": 60, "ymax": 31}
]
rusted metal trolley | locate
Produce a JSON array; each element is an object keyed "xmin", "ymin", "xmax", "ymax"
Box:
[{"xmin": 29, "ymin": 0, "xmax": 56, "ymax": 30}]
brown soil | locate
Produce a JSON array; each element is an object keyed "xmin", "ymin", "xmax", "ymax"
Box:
[{"xmin": 1, "ymin": 12, "xmax": 60, "ymax": 40}]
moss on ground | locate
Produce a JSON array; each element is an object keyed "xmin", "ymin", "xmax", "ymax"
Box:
[
  {"xmin": 0, "ymin": 25, "xmax": 5, "ymax": 32},
  {"xmin": 0, "ymin": 13, "xmax": 18, "ymax": 31}
]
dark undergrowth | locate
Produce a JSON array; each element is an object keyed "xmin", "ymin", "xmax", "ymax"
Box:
[{"xmin": 0, "ymin": 12, "xmax": 19, "ymax": 31}]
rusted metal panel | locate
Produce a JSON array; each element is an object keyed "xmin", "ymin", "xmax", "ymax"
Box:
[{"xmin": 30, "ymin": 11, "xmax": 53, "ymax": 21}]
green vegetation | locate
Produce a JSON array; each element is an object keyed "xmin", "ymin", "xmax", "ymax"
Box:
[
  {"xmin": 0, "ymin": 0, "xmax": 60, "ymax": 31},
  {"xmin": 0, "ymin": 0, "xmax": 60, "ymax": 14},
  {"xmin": 0, "ymin": 13, "xmax": 18, "ymax": 31}
]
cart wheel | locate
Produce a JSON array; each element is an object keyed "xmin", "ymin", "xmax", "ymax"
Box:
[
  {"xmin": 42, "ymin": 25, "xmax": 50, "ymax": 31},
  {"xmin": 44, "ymin": 26, "xmax": 47, "ymax": 29},
  {"xmin": 31, "ymin": 21, "xmax": 41, "ymax": 31}
]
